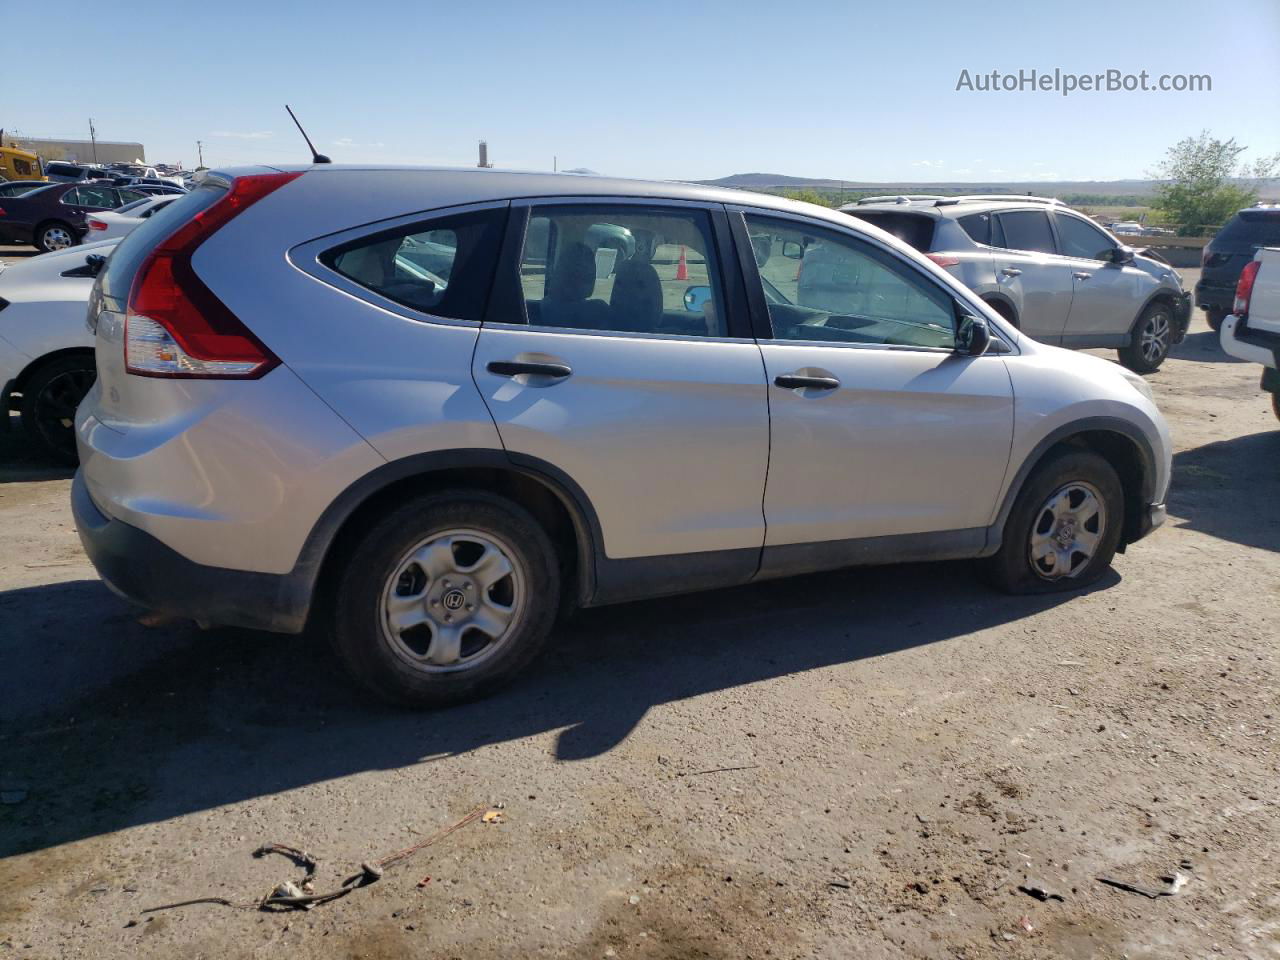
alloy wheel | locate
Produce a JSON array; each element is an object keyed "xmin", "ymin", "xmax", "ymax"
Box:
[
  {"xmin": 33, "ymin": 368, "xmax": 94, "ymax": 456},
  {"xmin": 1140, "ymin": 310, "xmax": 1171, "ymax": 364},
  {"xmin": 379, "ymin": 528, "xmax": 525, "ymax": 673},
  {"xmin": 1028, "ymin": 481, "xmax": 1107, "ymax": 581}
]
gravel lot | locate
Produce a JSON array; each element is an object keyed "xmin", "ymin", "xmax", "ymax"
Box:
[{"xmin": 1, "ymin": 263, "xmax": 1277, "ymax": 959}]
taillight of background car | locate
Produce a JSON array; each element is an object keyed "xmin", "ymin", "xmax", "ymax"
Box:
[
  {"xmin": 88, "ymin": 219, "xmax": 108, "ymax": 232},
  {"xmin": 1233, "ymin": 260, "xmax": 1260, "ymax": 320},
  {"xmin": 124, "ymin": 172, "xmax": 300, "ymax": 378}
]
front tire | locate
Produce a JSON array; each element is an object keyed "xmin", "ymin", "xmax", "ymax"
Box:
[
  {"xmin": 331, "ymin": 491, "xmax": 560, "ymax": 707},
  {"xmin": 36, "ymin": 221, "xmax": 77, "ymax": 253},
  {"xmin": 19, "ymin": 354, "xmax": 96, "ymax": 465},
  {"xmin": 984, "ymin": 448, "xmax": 1124, "ymax": 594},
  {"xmin": 1118, "ymin": 302, "xmax": 1172, "ymax": 374}
]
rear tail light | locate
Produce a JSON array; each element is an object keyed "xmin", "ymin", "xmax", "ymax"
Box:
[
  {"xmin": 125, "ymin": 171, "xmax": 300, "ymax": 378},
  {"xmin": 1233, "ymin": 260, "xmax": 1260, "ymax": 319},
  {"xmin": 87, "ymin": 218, "xmax": 107, "ymax": 231},
  {"xmin": 927, "ymin": 254, "xmax": 961, "ymax": 268}
]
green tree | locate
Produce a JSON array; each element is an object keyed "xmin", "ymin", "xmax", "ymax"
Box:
[{"xmin": 1151, "ymin": 131, "xmax": 1280, "ymax": 235}]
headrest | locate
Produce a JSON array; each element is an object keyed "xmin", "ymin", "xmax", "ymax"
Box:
[
  {"xmin": 610, "ymin": 258, "xmax": 663, "ymax": 332},
  {"xmin": 547, "ymin": 242, "xmax": 597, "ymax": 302}
]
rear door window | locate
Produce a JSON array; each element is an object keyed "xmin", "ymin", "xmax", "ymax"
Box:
[
  {"xmin": 323, "ymin": 207, "xmax": 507, "ymax": 322},
  {"xmin": 518, "ymin": 204, "xmax": 727, "ymax": 337},
  {"xmin": 996, "ymin": 210, "xmax": 1056, "ymax": 254},
  {"xmin": 957, "ymin": 212, "xmax": 993, "ymax": 245}
]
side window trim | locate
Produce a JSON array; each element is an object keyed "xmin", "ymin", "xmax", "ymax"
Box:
[
  {"xmin": 287, "ymin": 198, "xmax": 511, "ymax": 329},
  {"xmin": 488, "ymin": 196, "xmax": 748, "ymax": 341}
]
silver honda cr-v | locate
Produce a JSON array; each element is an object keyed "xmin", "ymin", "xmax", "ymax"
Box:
[
  {"xmin": 74, "ymin": 167, "xmax": 1171, "ymax": 706},
  {"xmin": 841, "ymin": 196, "xmax": 1191, "ymax": 373}
]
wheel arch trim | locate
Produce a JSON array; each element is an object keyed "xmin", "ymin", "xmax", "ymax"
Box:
[{"xmin": 985, "ymin": 416, "xmax": 1157, "ymax": 554}]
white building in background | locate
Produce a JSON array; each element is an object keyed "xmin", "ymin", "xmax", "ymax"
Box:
[{"xmin": 6, "ymin": 136, "xmax": 146, "ymax": 165}]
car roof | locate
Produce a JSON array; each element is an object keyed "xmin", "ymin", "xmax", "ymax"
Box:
[
  {"xmin": 225, "ymin": 164, "xmax": 865, "ymax": 229},
  {"xmin": 840, "ymin": 196, "xmax": 1070, "ymax": 218}
]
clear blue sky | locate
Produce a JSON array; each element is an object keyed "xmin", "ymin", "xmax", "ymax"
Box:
[{"xmin": 5, "ymin": 0, "xmax": 1278, "ymax": 183}]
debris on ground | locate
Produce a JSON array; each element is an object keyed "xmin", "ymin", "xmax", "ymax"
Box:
[
  {"xmin": 1096, "ymin": 870, "xmax": 1190, "ymax": 900},
  {"xmin": 1018, "ymin": 915, "xmax": 1035, "ymax": 933},
  {"xmin": 143, "ymin": 806, "xmax": 488, "ymax": 914},
  {"xmin": 482, "ymin": 809, "xmax": 505, "ymax": 824},
  {"xmin": 1018, "ymin": 882, "xmax": 1065, "ymax": 902}
]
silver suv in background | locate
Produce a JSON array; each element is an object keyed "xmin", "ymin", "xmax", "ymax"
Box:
[
  {"xmin": 74, "ymin": 168, "xmax": 1171, "ymax": 706},
  {"xmin": 841, "ymin": 196, "xmax": 1191, "ymax": 373}
]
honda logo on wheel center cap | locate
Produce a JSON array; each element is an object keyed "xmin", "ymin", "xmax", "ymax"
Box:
[{"xmin": 442, "ymin": 588, "xmax": 467, "ymax": 611}]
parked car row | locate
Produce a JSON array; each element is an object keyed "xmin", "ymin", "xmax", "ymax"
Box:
[
  {"xmin": 0, "ymin": 181, "xmax": 172, "ymax": 251},
  {"xmin": 1196, "ymin": 204, "xmax": 1280, "ymax": 331}
]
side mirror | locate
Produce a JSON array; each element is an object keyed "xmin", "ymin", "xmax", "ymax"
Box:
[
  {"xmin": 683, "ymin": 285, "xmax": 713, "ymax": 313},
  {"xmin": 956, "ymin": 313, "xmax": 992, "ymax": 356},
  {"xmin": 781, "ymin": 240, "xmax": 804, "ymax": 260},
  {"xmin": 1107, "ymin": 246, "xmax": 1135, "ymax": 264}
]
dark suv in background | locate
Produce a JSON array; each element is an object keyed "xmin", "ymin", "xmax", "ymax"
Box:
[{"xmin": 1197, "ymin": 205, "xmax": 1280, "ymax": 331}]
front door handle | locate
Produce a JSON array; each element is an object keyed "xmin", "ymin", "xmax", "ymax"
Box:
[
  {"xmin": 774, "ymin": 373, "xmax": 840, "ymax": 391},
  {"xmin": 1000, "ymin": 267, "xmax": 1022, "ymax": 278},
  {"xmin": 486, "ymin": 360, "xmax": 572, "ymax": 379},
  {"xmin": 1073, "ymin": 271, "xmax": 1092, "ymax": 280}
]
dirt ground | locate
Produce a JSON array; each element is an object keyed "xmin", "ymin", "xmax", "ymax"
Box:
[{"xmin": 1, "ymin": 265, "xmax": 1277, "ymax": 959}]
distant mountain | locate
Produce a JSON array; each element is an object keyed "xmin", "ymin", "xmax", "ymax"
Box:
[{"xmin": 703, "ymin": 172, "xmax": 840, "ymax": 188}]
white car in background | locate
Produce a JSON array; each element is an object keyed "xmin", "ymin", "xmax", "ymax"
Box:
[
  {"xmin": 1220, "ymin": 247, "xmax": 1280, "ymax": 422},
  {"xmin": 0, "ymin": 240, "xmax": 117, "ymax": 462},
  {"xmin": 84, "ymin": 194, "xmax": 180, "ymax": 242}
]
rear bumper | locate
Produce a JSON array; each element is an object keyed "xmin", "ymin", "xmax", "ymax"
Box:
[
  {"xmin": 72, "ymin": 470, "xmax": 310, "ymax": 633},
  {"xmin": 1220, "ymin": 314, "xmax": 1280, "ymax": 370},
  {"xmin": 1194, "ymin": 279, "xmax": 1235, "ymax": 311}
]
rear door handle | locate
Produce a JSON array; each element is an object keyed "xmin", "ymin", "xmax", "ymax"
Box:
[
  {"xmin": 1073, "ymin": 271, "xmax": 1092, "ymax": 280},
  {"xmin": 1000, "ymin": 267, "xmax": 1022, "ymax": 278},
  {"xmin": 774, "ymin": 373, "xmax": 840, "ymax": 391},
  {"xmin": 486, "ymin": 360, "xmax": 573, "ymax": 379}
]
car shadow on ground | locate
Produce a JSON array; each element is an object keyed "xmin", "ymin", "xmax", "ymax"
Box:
[
  {"xmin": 0, "ymin": 421, "xmax": 75, "ymax": 482},
  {"xmin": 1170, "ymin": 429, "xmax": 1280, "ymax": 552},
  {"xmin": 1169, "ymin": 330, "xmax": 1248, "ymax": 364},
  {"xmin": 0, "ymin": 558, "xmax": 1116, "ymax": 859}
]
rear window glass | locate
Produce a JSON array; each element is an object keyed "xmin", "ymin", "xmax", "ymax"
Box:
[
  {"xmin": 1216, "ymin": 211, "xmax": 1280, "ymax": 247},
  {"xmin": 100, "ymin": 182, "xmax": 226, "ymax": 307},
  {"xmin": 844, "ymin": 212, "xmax": 936, "ymax": 252},
  {"xmin": 322, "ymin": 208, "xmax": 507, "ymax": 322}
]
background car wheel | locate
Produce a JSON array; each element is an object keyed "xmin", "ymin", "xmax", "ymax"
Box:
[
  {"xmin": 331, "ymin": 490, "xmax": 561, "ymax": 707},
  {"xmin": 984, "ymin": 447, "xmax": 1124, "ymax": 595},
  {"xmin": 1118, "ymin": 302, "xmax": 1172, "ymax": 374},
  {"xmin": 1205, "ymin": 308, "xmax": 1226, "ymax": 333},
  {"xmin": 36, "ymin": 221, "xmax": 77, "ymax": 253},
  {"xmin": 19, "ymin": 354, "xmax": 96, "ymax": 465}
]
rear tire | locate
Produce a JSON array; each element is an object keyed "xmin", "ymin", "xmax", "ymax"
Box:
[
  {"xmin": 19, "ymin": 354, "xmax": 96, "ymax": 465},
  {"xmin": 1205, "ymin": 308, "xmax": 1225, "ymax": 333},
  {"xmin": 984, "ymin": 448, "xmax": 1124, "ymax": 595},
  {"xmin": 331, "ymin": 491, "xmax": 560, "ymax": 707},
  {"xmin": 1118, "ymin": 302, "xmax": 1172, "ymax": 373},
  {"xmin": 36, "ymin": 221, "xmax": 77, "ymax": 253}
]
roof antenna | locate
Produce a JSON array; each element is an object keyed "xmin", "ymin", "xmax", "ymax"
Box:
[{"xmin": 285, "ymin": 104, "xmax": 331, "ymax": 164}]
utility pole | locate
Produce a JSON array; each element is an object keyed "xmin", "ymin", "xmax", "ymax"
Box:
[
  {"xmin": 89, "ymin": 118, "xmax": 98, "ymax": 163},
  {"xmin": 197, "ymin": 140, "xmax": 204, "ymax": 168},
  {"xmin": 553, "ymin": 155, "xmax": 557, "ymax": 173}
]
